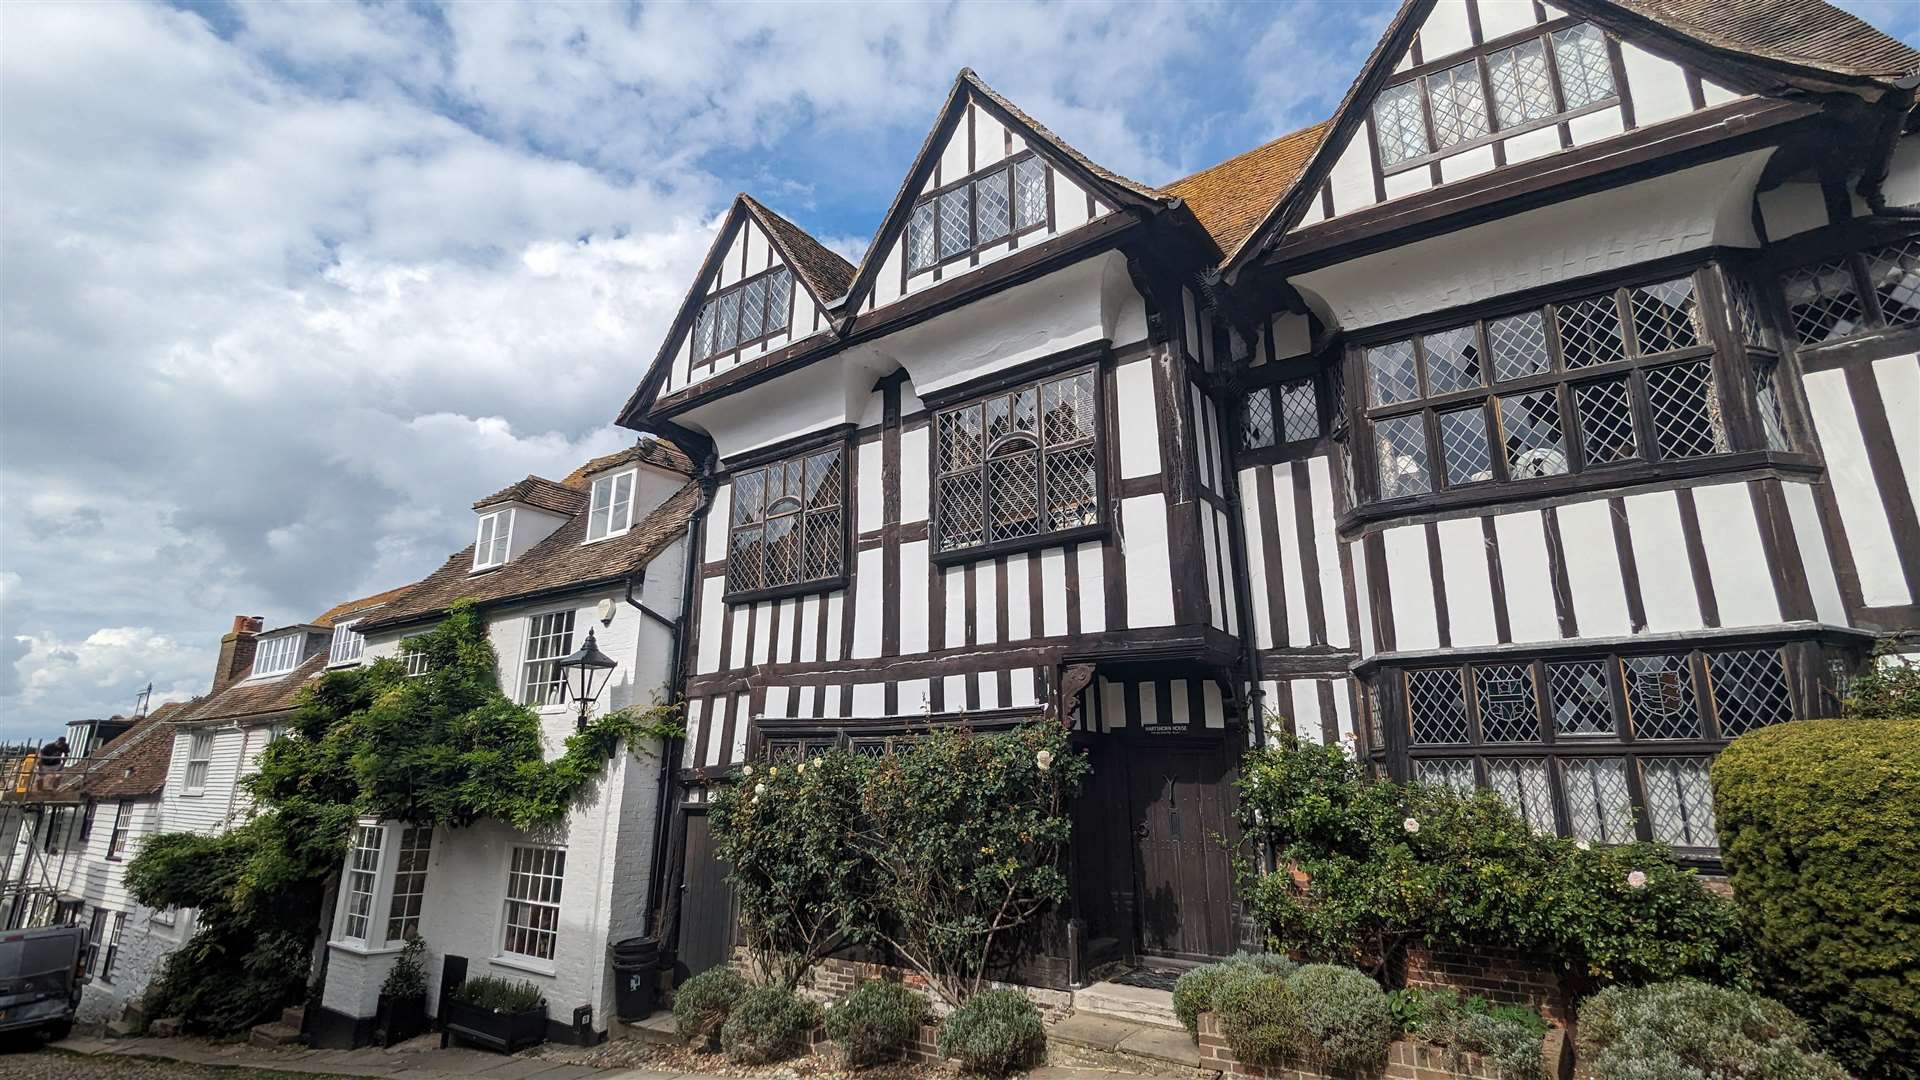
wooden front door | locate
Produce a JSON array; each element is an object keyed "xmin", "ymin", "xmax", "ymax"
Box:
[
  {"xmin": 1129, "ymin": 742, "xmax": 1238, "ymax": 960},
  {"xmin": 677, "ymin": 811, "xmax": 735, "ymax": 978}
]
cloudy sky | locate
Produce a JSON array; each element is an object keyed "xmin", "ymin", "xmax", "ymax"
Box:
[{"xmin": 2, "ymin": 0, "xmax": 1915, "ymax": 741}]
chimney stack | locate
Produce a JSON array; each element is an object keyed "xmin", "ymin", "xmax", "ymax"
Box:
[{"xmin": 212, "ymin": 615, "xmax": 265, "ymax": 694}]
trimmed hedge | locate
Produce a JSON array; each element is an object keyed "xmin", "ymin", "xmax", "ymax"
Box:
[
  {"xmin": 936, "ymin": 989, "xmax": 1046, "ymax": 1076},
  {"xmin": 824, "ymin": 980, "xmax": 928, "ymax": 1067},
  {"xmin": 1712, "ymin": 717, "xmax": 1920, "ymax": 1079},
  {"xmin": 672, "ymin": 967, "xmax": 747, "ymax": 1047},
  {"xmin": 1291, "ymin": 964, "xmax": 1394, "ymax": 1071},
  {"xmin": 1172, "ymin": 952, "xmax": 1297, "ymax": 1037},
  {"xmin": 1577, "ymin": 980, "xmax": 1845, "ymax": 1080},
  {"xmin": 1212, "ymin": 966, "xmax": 1305, "ymax": 1066},
  {"xmin": 720, "ymin": 986, "xmax": 822, "ymax": 1065}
]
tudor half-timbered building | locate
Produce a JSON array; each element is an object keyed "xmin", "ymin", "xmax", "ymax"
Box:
[{"xmin": 622, "ymin": 0, "xmax": 1919, "ymax": 983}]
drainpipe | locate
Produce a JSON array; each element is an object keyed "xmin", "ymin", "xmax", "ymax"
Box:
[{"xmin": 1856, "ymin": 75, "xmax": 1920, "ymax": 219}]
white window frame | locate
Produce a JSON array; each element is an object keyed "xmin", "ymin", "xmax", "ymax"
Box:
[
  {"xmin": 473, "ymin": 508, "xmax": 513, "ymax": 571},
  {"xmin": 385, "ymin": 826, "xmax": 432, "ymax": 943},
  {"xmin": 84, "ymin": 907, "xmax": 108, "ymax": 974},
  {"xmin": 183, "ymin": 731, "xmax": 215, "ymax": 795},
  {"xmin": 328, "ymin": 619, "xmax": 365, "ymax": 667},
  {"xmin": 101, "ymin": 911, "xmax": 127, "ymax": 981},
  {"xmin": 339, "ymin": 823, "xmax": 385, "ymax": 943},
  {"xmin": 402, "ymin": 638, "xmax": 432, "ymax": 677},
  {"xmin": 585, "ymin": 468, "xmax": 638, "ymax": 543},
  {"xmin": 519, "ymin": 610, "xmax": 576, "ymax": 707},
  {"xmin": 252, "ymin": 633, "xmax": 302, "ymax": 677},
  {"xmin": 498, "ymin": 845, "xmax": 566, "ymax": 965},
  {"xmin": 106, "ymin": 801, "xmax": 132, "ymax": 860}
]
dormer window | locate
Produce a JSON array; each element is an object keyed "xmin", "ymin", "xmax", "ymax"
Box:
[
  {"xmin": 692, "ymin": 267, "xmax": 794, "ymax": 363},
  {"xmin": 328, "ymin": 620, "xmax": 364, "ymax": 667},
  {"xmin": 908, "ymin": 153, "xmax": 1049, "ymax": 273},
  {"xmin": 586, "ymin": 469, "xmax": 637, "ymax": 543},
  {"xmin": 474, "ymin": 508, "xmax": 512, "ymax": 571},
  {"xmin": 253, "ymin": 633, "xmax": 302, "ymax": 678}
]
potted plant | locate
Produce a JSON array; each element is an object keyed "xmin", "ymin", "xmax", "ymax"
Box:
[
  {"xmin": 375, "ymin": 936, "xmax": 431, "ymax": 1047},
  {"xmin": 440, "ymin": 975, "xmax": 548, "ymax": 1054}
]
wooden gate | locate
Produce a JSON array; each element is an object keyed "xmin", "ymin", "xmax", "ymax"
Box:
[
  {"xmin": 1128, "ymin": 740, "xmax": 1239, "ymax": 960},
  {"xmin": 677, "ymin": 810, "xmax": 735, "ymax": 978}
]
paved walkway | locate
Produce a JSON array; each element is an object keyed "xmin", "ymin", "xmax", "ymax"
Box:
[{"xmin": 52, "ymin": 1036, "xmax": 710, "ymax": 1080}]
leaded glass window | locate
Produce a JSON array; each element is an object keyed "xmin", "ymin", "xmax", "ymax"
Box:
[
  {"xmin": 1623, "ymin": 654, "xmax": 1702, "ymax": 739},
  {"xmin": 1641, "ymin": 758, "xmax": 1717, "ymax": 848},
  {"xmin": 1475, "ymin": 664, "xmax": 1538, "ymax": 742},
  {"xmin": 1706, "ymin": 649, "xmax": 1793, "ymax": 737},
  {"xmin": 1628, "ymin": 278, "xmax": 1699, "ymax": 355},
  {"xmin": 1488, "ymin": 311, "xmax": 1550, "ymax": 382},
  {"xmin": 1645, "ymin": 359, "xmax": 1726, "ymax": 460},
  {"xmin": 1373, "ymin": 80, "xmax": 1428, "ymax": 167},
  {"xmin": 1551, "ymin": 23, "xmax": 1615, "ymax": 109},
  {"xmin": 1278, "ymin": 380, "xmax": 1321, "ymax": 442},
  {"xmin": 1438, "ymin": 407, "xmax": 1493, "ymax": 486},
  {"xmin": 1487, "ymin": 758, "xmax": 1556, "ymax": 833},
  {"xmin": 1014, "ymin": 157, "xmax": 1048, "ymax": 230},
  {"xmin": 939, "ymin": 187, "xmax": 972, "ymax": 259},
  {"xmin": 1423, "ymin": 326, "xmax": 1483, "ymax": 395},
  {"xmin": 727, "ymin": 447, "xmax": 845, "ymax": 596},
  {"xmin": 690, "ymin": 266, "xmax": 794, "ymax": 364},
  {"xmin": 1753, "ymin": 361, "xmax": 1789, "ymax": 452},
  {"xmin": 1415, "ymin": 757, "xmax": 1476, "ymax": 794},
  {"xmin": 1778, "ymin": 237, "xmax": 1920, "ymax": 347},
  {"xmin": 1782, "ymin": 260, "xmax": 1865, "ymax": 344},
  {"xmin": 935, "ymin": 368, "xmax": 1099, "ymax": 554},
  {"xmin": 1574, "ymin": 378, "xmax": 1638, "ymax": 465},
  {"xmin": 1489, "ymin": 39, "xmax": 1554, "ymax": 128},
  {"xmin": 1242, "ymin": 387, "xmax": 1276, "ymax": 450},
  {"xmin": 1547, "ymin": 661, "xmax": 1614, "ymax": 736},
  {"xmin": 909, "ymin": 153, "xmax": 1051, "ymax": 271},
  {"xmin": 1375, "ymin": 413, "xmax": 1432, "ymax": 498},
  {"xmin": 1426, "ymin": 62, "xmax": 1490, "ymax": 148},
  {"xmin": 1555, "ymin": 294, "xmax": 1625, "ymax": 369},
  {"xmin": 1497, "ymin": 389, "xmax": 1569, "ymax": 478},
  {"xmin": 1561, "ymin": 757, "xmax": 1635, "ymax": 844},
  {"xmin": 908, "ymin": 202, "xmax": 937, "ymax": 271},
  {"xmin": 1367, "ymin": 341, "xmax": 1420, "ymax": 406},
  {"xmin": 1407, "ymin": 668, "xmax": 1469, "ymax": 744},
  {"xmin": 1868, "ymin": 238, "xmax": 1920, "ymax": 326}
]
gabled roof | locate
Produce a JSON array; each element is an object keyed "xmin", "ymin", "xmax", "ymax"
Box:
[
  {"xmin": 1166, "ymin": 121, "xmax": 1329, "ymax": 260},
  {"xmin": 70, "ymin": 701, "xmax": 191, "ymax": 800},
  {"xmin": 173, "ymin": 586, "xmax": 408, "ymax": 725},
  {"xmin": 743, "ymin": 195, "xmax": 857, "ymax": 304},
  {"xmin": 562, "ymin": 437, "xmax": 696, "ymax": 488},
  {"xmin": 475, "ymin": 476, "xmax": 590, "ymax": 516}
]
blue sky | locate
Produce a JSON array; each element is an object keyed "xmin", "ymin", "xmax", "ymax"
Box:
[{"xmin": 1, "ymin": 0, "xmax": 1915, "ymax": 740}]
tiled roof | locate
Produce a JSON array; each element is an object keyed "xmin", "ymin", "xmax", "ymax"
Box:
[
  {"xmin": 174, "ymin": 651, "xmax": 329, "ymax": 725},
  {"xmin": 961, "ymin": 70, "xmax": 1166, "ymax": 202},
  {"xmin": 474, "ymin": 476, "xmax": 590, "ymax": 516},
  {"xmin": 561, "ymin": 438, "xmax": 696, "ymax": 489},
  {"xmin": 1166, "ymin": 121, "xmax": 1331, "ymax": 258},
  {"xmin": 358, "ymin": 480, "xmax": 703, "ymax": 632},
  {"xmin": 1600, "ymin": 0, "xmax": 1918, "ymax": 81},
  {"xmin": 73, "ymin": 702, "xmax": 191, "ymax": 800},
  {"xmin": 312, "ymin": 585, "xmax": 414, "ymax": 627},
  {"xmin": 743, "ymin": 196, "xmax": 858, "ymax": 304}
]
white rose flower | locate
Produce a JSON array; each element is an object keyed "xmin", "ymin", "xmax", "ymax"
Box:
[
  {"xmin": 1574, "ymin": 839, "xmax": 1591, "ymax": 851},
  {"xmin": 754, "ymin": 783, "xmax": 767, "ymax": 796},
  {"xmin": 1627, "ymin": 870, "xmax": 1648, "ymax": 889},
  {"xmin": 1402, "ymin": 817, "xmax": 1420, "ymax": 834},
  {"xmin": 1035, "ymin": 750, "xmax": 1054, "ymax": 772},
  {"xmin": 741, "ymin": 765, "xmax": 753, "ymax": 777}
]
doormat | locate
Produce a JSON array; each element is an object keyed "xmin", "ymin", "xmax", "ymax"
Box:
[{"xmin": 1109, "ymin": 966, "xmax": 1184, "ymax": 992}]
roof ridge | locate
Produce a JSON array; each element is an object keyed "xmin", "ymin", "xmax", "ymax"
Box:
[{"xmin": 739, "ymin": 194, "xmax": 858, "ymax": 303}]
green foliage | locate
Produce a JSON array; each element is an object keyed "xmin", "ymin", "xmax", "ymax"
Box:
[
  {"xmin": 381, "ymin": 937, "xmax": 428, "ymax": 999},
  {"xmin": 451, "ymin": 976, "xmax": 546, "ymax": 1012},
  {"xmin": 824, "ymin": 980, "xmax": 929, "ymax": 1068},
  {"xmin": 1289, "ymin": 964, "xmax": 1394, "ymax": 1072},
  {"xmin": 1237, "ymin": 737, "xmax": 1747, "ymax": 987},
  {"xmin": 1391, "ymin": 988, "xmax": 1547, "ymax": 1080},
  {"xmin": 1839, "ymin": 649, "xmax": 1920, "ymax": 719},
  {"xmin": 1211, "ymin": 966, "xmax": 1306, "ymax": 1066},
  {"xmin": 934, "ymin": 988, "xmax": 1046, "ymax": 1077},
  {"xmin": 720, "ymin": 986, "xmax": 823, "ymax": 1065},
  {"xmin": 1577, "ymin": 981, "xmax": 1846, "ymax": 1080},
  {"xmin": 1712, "ymin": 717, "xmax": 1920, "ymax": 1079},
  {"xmin": 673, "ymin": 967, "xmax": 748, "ymax": 1047},
  {"xmin": 1172, "ymin": 953, "xmax": 1298, "ymax": 1038}
]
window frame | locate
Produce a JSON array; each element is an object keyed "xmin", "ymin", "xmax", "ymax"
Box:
[
  {"xmin": 251, "ymin": 632, "xmax": 303, "ymax": 678},
  {"xmin": 499, "ymin": 844, "xmax": 567, "ymax": 966},
  {"xmin": 339, "ymin": 823, "xmax": 385, "ymax": 944},
  {"xmin": 1765, "ymin": 228, "xmax": 1920, "ymax": 352},
  {"xmin": 101, "ymin": 911, "xmax": 127, "ymax": 981},
  {"xmin": 473, "ymin": 508, "xmax": 513, "ymax": 572},
  {"xmin": 327, "ymin": 619, "xmax": 365, "ymax": 667},
  {"xmin": 182, "ymin": 731, "xmax": 215, "ymax": 795},
  {"xmin": 106, "ymin": 800, "xmax": 131, "ymax": 860},
  {"xmin": 929, "ymin": 362, "xmax": 1107, "ymax": 565},
  {"xmin": 519, "ymin": 609, "xmax": 577, "ymax": 708},
  {"xmin": 84, "ymin": 907, "xmax": 109, "ymax": 975},
  {"xmin": 907, "ymin": 149, "xmax": 1052, "ymax": 274},
  {"xmin": 385, "ymin": 825, "xmax": 432, "ymax": 944},
  {"xmin": 722, "ymin": 441, "xmax": 850, "ymax": 604},
  {"xmin": 691, "ymin": 263, "xmax": 796, "ymax": 365},
  {"xmin": 585, "ymin": 467, "xmax": 638, "ymax": 543},
  {"xmin": 1237, "ymin": 365, "xmax": 1330, "ymax": 461}
]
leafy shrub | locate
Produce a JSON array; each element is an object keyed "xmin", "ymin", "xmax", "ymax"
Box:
[
  {"xmin": 673, "ymin": 967, "xmax": 748, "ymax": 1047},
  {"xmin": 1289, "ymin": 965, "xmax": 1394, "ymax": 1071},
  {"xmin": 380, "ymin": 937, "xmax": 427, "ymax": 999},
  {"xmin": 1393, "ymin": 988, "xmax": 1548, "ymax": 1080},
  {"xmin": 720, "ymin": 986, "xmax": 823, "ymax": 1065},
  {"xmin": 1211, "ymin": 966, "xmax": 1305, "ymax": 1066},
  {"xmin": 935, "ymin": 988, "xmax": 1046, "ymax": 1076},
  {"xmin": 1577, "ymin": 981, "xmax": 1846, "ymax": 1080},
  {"xmin": 1839, "ymin": 648, "xmax": 1920, "ymax": 719},
  {"xmin": 1712, "ymin": 717, "xmax": 1920, "ymax": 1079},
  {"xmin": 1172, "ymin": 953, "xmax": 1299, "ymax": 1037},
  {"xmin": 451, "ymin": 976, "xmax": 545, "ymax": 1012},
  {"xmin": 825, "ymin": 980, "xmax": 928, "ymax": 1067}
]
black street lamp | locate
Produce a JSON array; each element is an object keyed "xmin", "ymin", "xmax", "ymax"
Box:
[{"xmin": 556, "ymin": 629, "xmax": 619, "ymax": 732}]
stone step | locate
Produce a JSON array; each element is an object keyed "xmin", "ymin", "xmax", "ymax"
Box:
[
  {"xmin": 248, "ymin": 1021, "xmax": 303, "ymax": 1048},
  {"xmin": 610, "ymin": 1008, "xmax": 680, "ymax": 1045},
  {"xmin": 104, "ymin": 1019, "xmax": 141, "ymax": 1040},
  {"xmin": 279, "ymin": 1006, "xmax": 306, "ymax": 1032},
  {"xmin": 1072, "ymin": 980, "xmax": 1183, "ymax": 1031},
  {"xmin": 1049, "ymin": 1013, "xmax": 1214, "ymax": 1079}
]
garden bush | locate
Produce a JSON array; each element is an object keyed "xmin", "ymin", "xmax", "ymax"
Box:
[
  {"xmin": 1712, "ymin": 717, "xmax": 1920, "ymax": 1079},
  {"xmin": 1289, "ymin": 964, "xmax": 1394, "ymax": 1071},
  {"xmin": 720, "ymin": 986, "xmax": 823, "ymax": 1065},
  {"xmin": 1392, "ymin": 988, "xmax": 1547, "ymax": 1080},
  {"xmin": 935, "ymin": 988, "xmax": 1046, "ymax": 1076},
  {"xmin": 380, "ymin": 937, "xmax": 427, "ymax": 999},
  {"xmin": 673, "ymin": 967, "xmax": 748, "ymax": 1047},
  {"xmin": 451, "ymin": 977, "xmax": 544, "ymax": 1012},
  {"xmin": 1171, "ymin": 952, "xmax": 1298, "ymax": 1037},
  {"xmin": 824, "ymin": 980, "xmax": 928, "ymax": 1067},
  {"xmin": 1211, "ymin": 966, "xmax": 1305, "ymax": 1066},
  {"xmin": 1577, "ymin": 981, "xmax": 1846, "ymax": 1080}
]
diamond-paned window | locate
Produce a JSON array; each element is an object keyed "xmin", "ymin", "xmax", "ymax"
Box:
[
  {"xmin": 976, "ymin": 167, "xmax": 1011, "ymax": 244},
  {"xmin": 1367, "ymin": 340, "xmax": 1421, "ymax": 405},
  {"xmin": 1645, "ymin": 359, "xmax": 1726, "ymax": 460},
  {"xmin": 1489, "ymin": 39, "xmax": 1554, "ymax": 128},
  {"xmin": 907, "ymin": 202, "xmax": 937, "ymax": 272},
  {"xmin": 1555, "ymin": 294, "xmax": 1626, "ymax": 369},
  {"xmin": 1279, "ymin": 380, "xmax": 1321, "ymax": 443},
  {"xmin": 1438, "ymin": 407, "xmax": 1493, "ymax": 486},
  {"xmin": 737, "ymin": 276, "xmax": 766, "ymax": 342},
  {"xmin": 938, "ymin": 187, "xmax": 972, "ymax": 259},
  {"xmin": 937, "ymin": 369, "xmax": 1099, "ymax": 554},
  {"xmin": 1373, "ymin": 80, "xmax": 1429, "ymax": 167},
  {"xmin": 1629, "ymin": 278, "xmax": 1699, "ymax": 355},
  {"xmin": 1375, "ymin": 413, "xmax": 1432, "ymax": 499},
  {"xmin": 1498, "ymin": 390, "xmax": 1569, "ymax": 478},
  {"xmin": 1866, "ymin": 239, "xmax": 1920, "ymax": 326},
  {"xmin": 1407, "ymin": 668, "xmax": 1470, "ymax": 744},
  {"xmin": 1014, "ymin": 157, "xmax": 1048, "ymax": 230},
  {"xmin": 1486, "ymin": 758, "xmax": 1557, "ymax": 833},
  {"xmin": 1242, "ymin": 388, "xmax": 1276, "ymax": 450},
  {"xmin": 1551, "ymin": 23, "xmax": 1615, "ymax": 109},
  {"xmin": 1423, "ymin": 326, "xmax": 1483, "ymax": 394},
  {"xmin": 1426, "ymin": 61, "xmax": 1490, "ymax": 148},
  {"xmin": 1754, "ymin": 361, "xmax": 1789, "ymax": 452},
  {"xmin": 727, "ymin": 447, "xmax": 844, "ymax": 596},
  {"xmin": 692, "ymin": 262, "xmax": 796, "ymax": 364},
  {"xmin": 1415, "ymin": 757, "xmax": 1476, "ymax": 795},
  {"xmin": 1475, "ymin": 664, "xmax": 1538, "ymax": 742},
  {"xmin": 1561, "ymin": 757, "xmax": 1636, "ymax": 844},
  {"xmin": 1623, "ymin": 654, "xmax": 1702, "ymax": 739},
  {"xmin": 1488, "ymin": 311, "xmax": 1551, "ymax": 382},
  {"xmin": 1782, "ymin": 260, "xmax": 1865, "ymax": 344},
  {"xmin": 1641, "ymin": 757, "xmax": 1718, "ymax": 848},
  {"xmin": 1728, "ymin": 276, "xmax": 1771, "ymax": 348},
  {"xmin": 1547, "ymin": 661, "xmax": 1615, "ymax": 736},
  {"xmin": 1707, "ymin": 649, "xmax": 1794, "ymax": 737},
  {"xmin": 1574, "ymin": 377, "xmax": 1638, "ymax": 465}
]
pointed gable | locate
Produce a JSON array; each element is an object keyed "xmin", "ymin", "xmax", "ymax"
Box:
[{"xmin": 843, "ymin": 69, "xmax": 1167, "ymax": 317}]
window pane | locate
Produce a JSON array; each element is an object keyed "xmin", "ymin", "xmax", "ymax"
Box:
[
  {"xmin": 908, "ymin": 202, "xmax": 937, "ymax": 271},
  {"xmin": 728, "ymin": 527, "xmax": 764, "ymax": 592},
  {"xmin": 1642, "ymin": 757, "xmax": 1717, "ymax": 848},
  {"xmin": 1866, "ymin": 239, "xmax": 1920, "ymax": 326},
  {"xmin": 1551, "ymin": 24, "xmax": 1615, "ymax": 109},
  {"xmin": 1042, "ymin": 372, "xmax": 1095, "ymax": 446},
  {"xmin": 1366, "ymin": 340, "xmax": 1420, "ymax": 405},
  {"xmin": 1486, "ymin": 758, "xmax": 1556, "ymax": 833},
  {"xmin": 1555, "ymin": 293, "xmax": 1625, "ymax": 368},
  {"xmin": 1426, "ymin": 62, "xmax": 1489, "ymax": 148},
  {"xmin": 1727, "ymin": 276, "xmax": 1772, "ymax": 348},
  {"xmin": 1438, "ymin": 407, "xmax": 1493, "ymax": 486},
  {"xmin": 712, "ymin": 291, "xmax": 739, "ymax": 351},
  {"xmin": 1242, "ymin": 388, "xmax": 1275, "ymax": 450},
  {"xmin": 1628, "ymin": 277, "xmax": 1698, "ymax": 355},
  {"xmin": 939, "ymin": 187, "xmax": 972, "ymax": 258},
  {"xmin": 986, "ymin": 440, "xmax": 1042, "ymax": 542},
  {"xmin": 803, "ymin": 450, "xmax": 841, "ymax": 509},
  {"xmin": 1560, "ymin": 757, "xmax": 1635, "ymax": 844},
  {"xmin": 1498, "ymin": 389, "xmax": 1568, "ymax": 478},
  {"xmin": 765, "ymin": 268, "xmax": 792, "ymax": 332},
  {"xmin": 1754, "ymin": 362, "xmax": 1789, "ymax": 452},
  {"xmin": 939, "ymin": 405, "xmax": 984, "ymax": 472},
  {"xmin": 1423, "ymin": 326, "xmax": 1483, "ymax": 395},
  {"xmin": 1574, "ymin": 377, "xmax": 1638, "ymax": 465},
  {"xmin": 1782, "ymin": 260, "xmax": 1865, "ymax": 344},
  {"xmin": 1045, "ymin": 445, "xmax": 1099, "ymax": 531},
  {"xmin": 731, "ymin": 470, "xmax": 765, "ymax": 525},
  {"xmin": 1014, "ymin": 157, "xmax": 1047, "ymax": 229},
  {"xmin": 521, "ymin": 611, "xmax": 575, "ymax": 707},
  {"xmin": 1373, "ymin": 81, "xmax": 1428, "ymax": 166},
  {"xmin": 1475, "ymin": 664, "xmax": 1539, "ymax": 742},
  {"xmin": 1489, "ymin": 40, "xmax": 1554, "ymax": 127},
  {"xmin": 764, "ymin": 515, "xmax": 800, "ymax": 586},
  {"xmin": 1707, "ymin": 649, "xmax": 1794, "ymax": 737},
  {"xmin": 1415, "ymin": 757, "xmax": 1476, "ymax": 794},
  {"xmin": 1623, "ymin": 654, "xmax": 1702, "ymax": 739},
  {"xmin": 1645, "ymin": 359, "xmax": 1725, "ymax": 460},
  {"xmin": 1279, "ymin": 380, "xmax": 1320, "ymax": 442},
  {"xmin": 803, "ymin": 507, "xmax": 842, "ymax": 580},
  {"xmin": 693, "ymin": 303, "xmax": 716, "ymax": 360},
  {"xmin": 1488, "ymin": 311, "xmax": 1551, "ymax": 381},
  {"xmin": 976, "ymin": 169, "xmax": 1011, "ymax": 243},
  {"xmin": 1547, "ymin": 661, "xmax": 1614, "ymax": 736},
  {"xmin": 1375, "ymin": 414, "xmax": 1432, "ymax": 498},
  {"xmin": 938, "ymin": 474, "xmax": 985, "ymax": 551},
  {"xmin": 1407, "ymin": 668, "xmax": 1469, "ymax": 744},
  {"xmin": 738, "ymin": 277, "xmax": 767, "ymax": 342}
]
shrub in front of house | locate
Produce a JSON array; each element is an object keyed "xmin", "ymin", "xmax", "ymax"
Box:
[
  {"xmin": 824, "ymin": 979, "xmax": 929, "ymax": 1067},
  {"xmin": 1392, "ymin": 987, "xmax": 1548, "ymax": 1080},
  {"xmin": 1712, "ymin": 716, "xmax": 1920, "ymax": 1080},
  {"xmin": 1577, "ymin": 980, "xmax": 1846, "ymax": 1080},
  {"xmin": 935, "ymin": 988, "xmax": 1046, "ymax": 1076},
  {"xmin": 1172, "ymin": 952, "xmax": 1298, "ymax": 1038},
  {"xmin": 450, "ymin": 976, "xmax": 545, "ymax": 1012},
  {"xmin": 672, "ymin": 966, "xmax": 748, "ymax": 1047},
  {"xmin": 719, "ymin": 985, "xmax": 823, "ymax": 1065},
  {"xmin": 1211, "ymin": 965, "xmax": 1306, "ymax": 1066},
  {"xmin": 1290, "ymin": 964, "xmax": 1395, "ymax": 1072}
]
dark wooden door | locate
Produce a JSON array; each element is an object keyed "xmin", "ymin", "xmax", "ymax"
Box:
[
  {"xmin": 678, "ymin": 812, "xmax": 735, "ymax": 978},
  {"xmin": 1129, "ymin": 743, "xmax": 1238, "ymax": 960}
]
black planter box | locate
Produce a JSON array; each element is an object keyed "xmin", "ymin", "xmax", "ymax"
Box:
[
  {"xmin": 440, "ymin": 996, "xmax": 548, "ymax": 1054},
  {"xmin": 376, "ymin": 992, "xmax": 429, "ymax": 1048}
]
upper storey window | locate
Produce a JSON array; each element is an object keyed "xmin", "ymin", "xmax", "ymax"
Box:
[
  {"xmin": 586, "ymin": 469, "xmax": 636, "ymax": 543},
  {"xmin": 253, "ymin": 633, "xmax": 302, "ymax": 677},
  {"xmin": 328, "ymin": 620, "xmax": 364, "ymax": 667},
  {"xmin": 1361, "ymin": 273, "xmax": 1730, "ymax": 503},
  {"xmin": 1372, "ymin": 21, "xmax": 1617, "ymax": 170},
  {"xmin": 727, "ymin": 447, "xmax": 845, "ymax": 600},
  {"xmin": 692, "ymin": 266, "xmax": 794, "ymax": 363},
  {"xmin": 908, "ymin": 153, "xmax": 1049, "ymax": 273},
  {"xmin": 1778, "ymin": 237, "xmax": 1920, "ymax": 346},
  {"xmin": 473, "ymin": 508, "xmax": 512, "ymax": 571},
  {"xmin": 935, "ymin": 367, "xmax": 1099, "ymax": 556}
]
